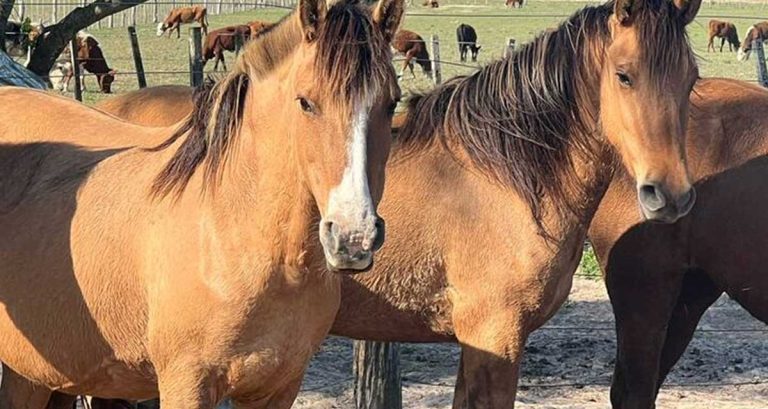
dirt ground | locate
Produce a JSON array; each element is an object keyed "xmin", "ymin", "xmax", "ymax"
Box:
[{"xmin": 294, "ymin": 278, "xmax": 768, "ymax": 409}]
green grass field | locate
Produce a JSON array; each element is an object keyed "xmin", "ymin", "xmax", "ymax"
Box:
[
  {"xmin": 73, "ymin": 0, "xmax": 768, "ymax": 106},
  {"xmin": 64, "ymin": 0, "xmax": 768, "ymax": 279}
]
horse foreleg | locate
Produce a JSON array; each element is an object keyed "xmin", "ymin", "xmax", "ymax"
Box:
[
  {"xmin": 655, "ymin": 271, "xmax": 721, "ymax": 388},
  {"xmin": 230, "ymin": 378, "xmax": 302, "ymax": 409},
  {"xmin": 0, "ymin": 363, "xmax": 53, "ymax": 409},
  {"xmin": 720, "ymin": 37, "xmax": 726, "ymax": 53},
  {"xmin": 451, "ymin": 303, "xmax": 526, "ymax": 408},
  {"xmin": 707, "ymin": 36, "xmax": 714, "ymax": 52},
  {"xmin": 607, "ymin": 262, "xmax": 687, "ymax": 409}
]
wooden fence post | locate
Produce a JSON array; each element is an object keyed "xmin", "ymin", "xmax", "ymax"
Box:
[
  {"xmin": 505, "ymin": 37, "xmax": 516, "ymax": 58},
  {"xmin": 153, "ymin": 0, "xmax": 159, "ymax": 23},
  {"xmin": 130, "ymin": 7, "xmax": 137, "ymax": 26},
  {"xmin": 19, "ymin": 0, "xmax": 25, "ymax": 20},
  {"xmin": 353, "ymin": 341, "xmax": 402, "ymax": 409},
  {"xmin": 217, "ymin": 0, "xmax": 223, "ymax": 14},
  {"xmin": 754, "ymin": 39, "xmax": 768, "ymax": 88},
  {"xmin": 188, "ymin": 26, "xmax": 204, "ymax": 87},
  {"xmin": 52, "ymin": 0, "xmax": 58, "ymax": 23},
  {"xmin": 70, "ymin": 35, "xmax": 82, "ymax": 102},
  {"xmin": 431, "ymin": 34, "xmax": 441, "ymax": 85},
  {"xmin": 128, "ymin": 26, "xmax": 147, "ymax": 88}
]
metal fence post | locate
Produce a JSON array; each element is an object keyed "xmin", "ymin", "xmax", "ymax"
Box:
[
  {"xmin": 353, "ymin": 341, "xmax": 402, "ymax": 409},
  {"xmin": 128, "ymin": 26, "xmax": 147, "ymax": 88},
  {"xmin": 431, "ymin": 34, "xmax": 441, "ymax": 85},
  {"xmin": 754, "ymin": 39, "xmax": 768, "ymax": 88},
  {"xmin": 70, "ymin": 35, "xmax": 82, "ymax": 101},
  {"xmin": 189, "ymin": 26, "xmax": 204, "ymax": 87}
]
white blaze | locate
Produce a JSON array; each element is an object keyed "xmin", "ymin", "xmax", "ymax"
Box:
[{"xmin": 326, "ymin": 100, "xmax": 375, "ymax": 229}]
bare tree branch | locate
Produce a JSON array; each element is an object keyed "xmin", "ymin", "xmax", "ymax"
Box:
[
  {"xmin": 0, "ymin": 0, "xmax": 17, "ymax": 53},
  {"xmin": 27, "ymin": 0, "xmax": 148, "ymax": 76}
]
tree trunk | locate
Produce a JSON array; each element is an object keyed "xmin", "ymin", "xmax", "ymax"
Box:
[
  {"xmin": 0, "ymin": 0, "xmax": 16, "ymax": 53},
  {"xmin": 26, "ymin": 0, "xmax": 149, "ymax": 77}
]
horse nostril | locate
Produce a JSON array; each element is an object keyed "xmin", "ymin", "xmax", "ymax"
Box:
[
  {"xmin": 320, "ymin": 220, "xmax": 342, "ymax": 253},
  {"xmin": 371, "ymin": 217, "xmax": 386, "ymax": 252},
  {"xmin": 638, "ymin": 183, "xmax": 667, "ymax": 212}
]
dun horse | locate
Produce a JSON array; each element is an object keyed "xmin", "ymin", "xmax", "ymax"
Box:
[
  {"xmin": 588, "ymin": 77, "xmax": 768, "ymax": 409},
  {"xmin": 0, "ymin": 0, "xmax": 403, "ymax": 407},
  {"xmin": 92, "ymin": 0, "xmax": 701, "ymax": 407}
]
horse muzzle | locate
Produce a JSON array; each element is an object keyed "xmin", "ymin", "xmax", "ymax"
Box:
[
  {"xmin": 319, "ymin": 216, "xmax": 385, "ymax": 274},
  {"xmin": 637, "ymin": 183, "xmax": 696, "ymax": 224}
]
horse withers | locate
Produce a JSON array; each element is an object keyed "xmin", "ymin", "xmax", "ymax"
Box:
[
  {"xmin": 0, "ymin": 0, "xmax": 403, "ymax": 407},
  {"xmin": 94, "ymin": 0, "xmax": 702, "ymax": 408}
]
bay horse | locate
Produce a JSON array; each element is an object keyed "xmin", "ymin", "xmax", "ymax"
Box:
[
  {"xmin": 707, "ymin": 19, "xmax": 739, "ymax": 52},
  {"xmin": 92, "ymin": 0, "xmax": 702, "ymax": 407},
  {"xmin": 588, "ymin": 77, "xmax": 768, "ymax": 409},
  {"xmin": 0, "ymin": 0, "xmax": 403, "ymax": 407},
  {"xmin": 157, "ymin": 6, "xmax": 209, "ymax": 38},
  {"xmin": 391, "ymin": 29, "xmax": 432, "ymax": 79},
  {"xmin": 737, "ymin": 21, "xmax": 768, "ymax": 61}
]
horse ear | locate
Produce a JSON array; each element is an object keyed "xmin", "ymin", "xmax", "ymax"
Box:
[
  {"xmin": 673, "ymin": 0, "xmax": 702, "ymax": 26},
  {"xmin": 298, "ymin": 0, "xmax": 327, "ymax": 42},
  {"xmin": 613, "ymin": 0, "xmax": 641, "ymax": 26},
  {"xmin": 373, "ymin": 0, "xmax": 405, "ymax": 43}
]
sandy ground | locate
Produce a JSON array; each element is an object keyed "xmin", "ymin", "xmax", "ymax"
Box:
[{"xmin": 294, "ymin": 278, "xmax": 768, "ymax": 408}]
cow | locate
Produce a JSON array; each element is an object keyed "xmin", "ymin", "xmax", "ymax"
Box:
[
  {"xmin": 707, "ymin": 19, "xmax": 740, "ymax": 52},
  {"xmin": 156, "ymin": 6, "xmax": 208, "ymax": 38},
  {"xmin": 738, "ymin": 21, "xmax": 768, "ymax": 61},
  {"xmin": 202, "ymin": 25, "xmax": 251, "ymax": 71},
  {"xmin": 52, "ymin": 31, "xmax": 116, "ymax": 93},
  {"xmin": 392, "ymin": 30, "xmax": 432, "ymax": 79},
  {"xmin": 456, "ymin": 23, "xmax": 481, "ymax": 62}
]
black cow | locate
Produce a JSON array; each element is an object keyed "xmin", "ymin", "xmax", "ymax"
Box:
[{"xmin": 456, "ymin": 23, "xmax": 481, "ymax": 62}]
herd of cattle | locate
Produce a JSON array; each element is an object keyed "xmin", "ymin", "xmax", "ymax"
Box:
[{"xmin": 4, "ymin": 6, "xmax": 768, "ymax": 95}]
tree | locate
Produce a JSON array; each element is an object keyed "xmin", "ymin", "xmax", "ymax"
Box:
[{"xmin": 20, "ymin": 0, "xmax": 149, "ymax": 77}]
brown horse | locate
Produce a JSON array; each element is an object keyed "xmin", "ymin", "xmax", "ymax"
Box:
[
  {"xmin": 588, "ymin": 77, "xmax": 768, "ymax": 409},
  {"xmin": 202, "ymin": 25, "xmax": 252, "ymax": 71},
  {"xmin": 737, "ymin": 21, "xmax": 768, "ymax": 61},
  {"xmin": 0, "ymin": 0, "xmax": 403, "ymax": 407},
  {"xmin": 92, "ymin": 1, "xmax": 702, "ymax": 407},
  {"xmin": 246, "ymin": 20, "xmax": 275, "ymax": 40},
  {"xmin": 707, "ymin": 19, "xmax": 739, "ymax": 52}
]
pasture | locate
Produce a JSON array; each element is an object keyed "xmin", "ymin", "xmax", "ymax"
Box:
[
  {"xmin": 21, "ymin": 0, "xmax": 768, "ymax": 407},
  {"xmin": 66, "ymin": 0, "xmax": 768, "ymax": 106}
]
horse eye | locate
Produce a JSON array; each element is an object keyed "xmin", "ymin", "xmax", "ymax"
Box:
[
  {"xmin": 297, "ymin": 97, "xmax": 314, "ymax": 114},
  {"xmin": 616, "ymin": 72, "xmax": 632, "ymax": 88}
]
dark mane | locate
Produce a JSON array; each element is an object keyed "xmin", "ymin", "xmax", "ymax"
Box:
[
  {"xmin": 150, "ymin": 0, "xmax": 396, "ymax": 197},
  {"xmin": 396, "ymin": 0, "xmax": 693, "ymax": 226}
]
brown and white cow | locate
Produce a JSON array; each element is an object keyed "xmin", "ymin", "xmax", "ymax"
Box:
[
  {"xmin": 156, "ymin": 6, "xmax": 208, "ymax": 38},
  {"xmin": 52, "ymin": 31, "xmax": 116, "ymax": 94},
  {"xmin": 738, "ymin": 21, "xmax": 768, "ymax": 61}
]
